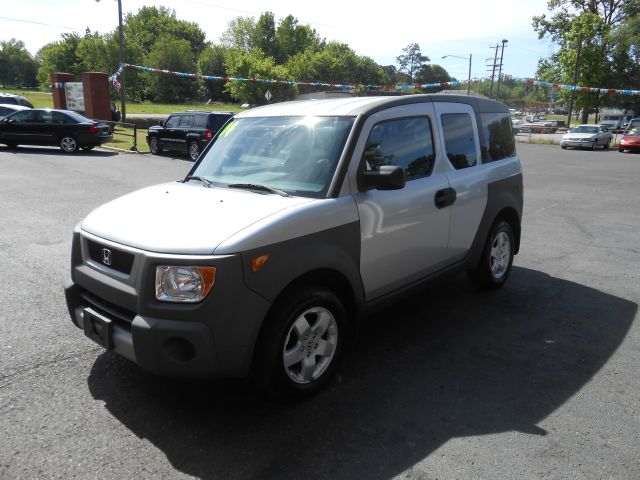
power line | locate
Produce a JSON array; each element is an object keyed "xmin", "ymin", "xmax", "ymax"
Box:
[{"xmin": 0, "ymin": 15, "xmax": 80, "ymax": 31}]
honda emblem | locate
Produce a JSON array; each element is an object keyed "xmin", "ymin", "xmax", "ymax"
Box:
[{"xmin": 101, "ymin": 248, "xmax": 112, "ymax": 266}]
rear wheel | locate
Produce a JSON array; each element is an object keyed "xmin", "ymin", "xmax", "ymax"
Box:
[
  {"xmin": 253, "ymin": 285, "xmax": 346, "ymax": 398},
  {"xmin": 60, "ymin": 136, "xmax": 78, "ymax": 153},
  {"xmin": 188, "ymin": 141, "xmax": 200, "ymax": 161},
  {"xmin": 468, "ymin": 220, "xmax": 515, "ymax": 290},
  {"xmin": 149, "ymin": 136, "xmax": 162, "ymax": 155},
  {"xmin": 603, "ymin": 139, "xmax": 611, "ymax": 150},
  {"xmin": 591, "ymin": 140, "xmax": 597, "ymax": 150}
]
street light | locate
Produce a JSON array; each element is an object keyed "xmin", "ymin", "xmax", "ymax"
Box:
[
  {"xmin": 96, "ymin": 0, "xmax": 126, "ymax": 122},
  {"xmin": 441, "ymin": 54, "xmax": 472, "ymax": 96}
]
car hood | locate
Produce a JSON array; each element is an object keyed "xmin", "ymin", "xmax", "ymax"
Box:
[
  {"xmin": 562, "ymin": 133, "xmax": 597, "ymax": 140},
  {"xmin": 81, "ymin": 182, "xmax": 313, "ymax": 254}
]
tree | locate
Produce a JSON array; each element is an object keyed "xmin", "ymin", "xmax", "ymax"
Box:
[
  {"xmin": 36, "ymin": 33, "xmax": 82, "ymax": 86},
  {"xmin": 0, "ymin": 39, "xmax": 39, "ymax": 87},
  {"xmin": 220, "ymin": 17, "xmax": 256, "ymax": 51},
  {"xmin": 144, "ymin": 36, "xmax": 197, "ymax": 102},
  {"xmin": 125, "ymin": 6, "xmax": 206, "ymax": 58},
  {"xmin": 253, "ymin": 12, "xmax": 278, "ymax": 58},
  {"xmin": 416, "ymin": 64, "xmax": 452, "ymax": 84},
  {"xmin": 198, "ymin": 45, "xmax": 233, "ymax": 103},
  {"xmin": 533, "ymin": 0, "xmax": 640, "ymax": 121},
  {"xmin": 396, "ymin": 43, "xmax": 429, "ymax": 82},
  {"xmin": 275, "ymin": 15, "xmax": 323, "ymax": 63},
  {"xmin": 224, "ymin": 49, "xmax": 296, "ymax": 104}
]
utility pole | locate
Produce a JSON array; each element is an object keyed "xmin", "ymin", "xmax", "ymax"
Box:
[
  {"xmin": 117, "ymin": 0, "xmax": 126, "ymax": 123},
  {"xmin": 566, "ymin": 35, "xmax": 583, "ymax": 129},
  {"xmin": 488, "ymin": 44, "xmax": 499, "ymax": 98},
  {"xmin": 495, "ymin": 39, "xmax": 508, "ymax": 101}
]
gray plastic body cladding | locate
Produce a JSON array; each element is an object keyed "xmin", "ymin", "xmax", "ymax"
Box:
[
  {"xmin": 240, "ymin": 221, "xmax": 364, "ymax": 307},
  {"xmin": 466, "ymin": 172, "xmax": 523, "ymax": 267},
  {"xmin": 68, "ymin": 230, "xmax": 272, "ymax": 377}
]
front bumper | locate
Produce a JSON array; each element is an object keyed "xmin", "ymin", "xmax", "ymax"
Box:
[
  {"xmin": 560, "ymin": 139, "xmax": 595, "ymax": 148},
  {"xmin": 65, "ymin": 228, "xmax": 272, "ymax": 378}
]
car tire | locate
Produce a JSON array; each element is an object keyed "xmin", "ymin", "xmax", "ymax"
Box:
[
  {"xmin": 253, "ymin": 285, "xmax": 346, "ymax": 398},
  {"xmin": 149, "ymin": 136, "xmax": 162, "ymax": 155},
  {"xmin": 561, "ymin": 145, "xmax": 567, "ymax": 149},
  {"xmin": 60, "ymin": 136, "xmax": 79, "ymax": 153},
  {"xmin": 618, "ymin": 148, "xmax": 624, "ymax": 153},
  {"xmin": 468, "ymin": 219, "xmax": 515, "ymax": 290},
  {"xmin": 188, "ymin": 141, "xmax": 200, "ymax": 161},
  {"xmin": 591, "ymin": 141, "xmax": 597, "ymax": 150},
  {"xmin": 603, "ymin": 139, "xmax": 610, "ymax": 150}
]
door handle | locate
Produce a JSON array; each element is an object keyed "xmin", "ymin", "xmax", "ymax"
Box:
[{"xmin": 434, "ymin": 188, "xmax": 457, "ymax": 209}]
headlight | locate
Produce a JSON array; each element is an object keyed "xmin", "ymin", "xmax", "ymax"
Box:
[{"xmin": 155, "ymin": 266, "xmax": 216, "ymax": 303}]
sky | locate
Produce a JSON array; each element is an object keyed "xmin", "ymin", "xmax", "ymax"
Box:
[{"xmin": 1, "ymin": 0, "xmax": 559, "ymax": 82}]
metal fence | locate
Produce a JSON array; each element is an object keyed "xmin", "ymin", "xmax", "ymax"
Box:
[{"xmin": 104, "ymin": 121, "xmax": 138, "ymax": 151}]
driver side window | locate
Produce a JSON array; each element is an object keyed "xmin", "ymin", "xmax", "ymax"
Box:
[{"xmin": 362, "ymin": 117, "xmax": 435, "ymax": 180}]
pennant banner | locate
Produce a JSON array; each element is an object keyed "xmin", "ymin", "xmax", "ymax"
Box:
[{"xmin": 106, "ymin": 63, "xmax": 640, "ymax": 96}]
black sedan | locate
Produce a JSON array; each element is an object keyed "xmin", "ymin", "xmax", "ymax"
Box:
[{"xmin": 0, "ymin": 109, "xmax": 112, "ymax": 152}]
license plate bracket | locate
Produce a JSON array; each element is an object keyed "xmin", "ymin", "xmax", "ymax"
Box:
[{"xmin": 83, "ymin": 308, "xmax": 113, "ymax": 349}]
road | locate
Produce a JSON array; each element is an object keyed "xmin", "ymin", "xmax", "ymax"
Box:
[{"xmin": 1, "ymin": 144, "xmax": 639, "ymax": 479}]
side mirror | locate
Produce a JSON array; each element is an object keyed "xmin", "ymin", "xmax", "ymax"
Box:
[{"xmin": 359, "ymin": 165, "xmax": 406, "ymax": 191}]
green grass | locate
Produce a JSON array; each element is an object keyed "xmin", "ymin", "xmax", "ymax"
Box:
[
  {"xmin": 1, "ymin": 89, "xmax": 243, "ymax": 115},
  {"xmin": 104, "ymin": 126, "xmax": 150, "ymax": 153}
]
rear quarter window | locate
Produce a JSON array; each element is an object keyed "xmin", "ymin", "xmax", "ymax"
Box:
[
  {"xmin": 480, "ymin": 112, "xmax": 516, "ymax": 162},
  {"xmin": 441, "ymin": 113, "xmax": 478, "ymax": 169}
]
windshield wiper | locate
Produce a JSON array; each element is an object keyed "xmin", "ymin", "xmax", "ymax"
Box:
[
  {"xmin": 228, "ymin": 183, "xmax": 291, "ymax": 197},
  {"xmin": 183, "ymin": 175, "xmax": 214, "ymax": 188}
]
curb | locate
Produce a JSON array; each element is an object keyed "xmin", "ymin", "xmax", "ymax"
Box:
[{"xmin": 99, "ymin": 145, "xmax": 150, "ymax": 154}]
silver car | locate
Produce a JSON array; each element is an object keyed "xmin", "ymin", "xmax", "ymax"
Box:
[
  {"xmin": 560, "ymin": 124, "xmax": 612, "ymax": 150},
  {"xmin": 65, "ymin": 95, "xmax": 523, "ymax": 397}
]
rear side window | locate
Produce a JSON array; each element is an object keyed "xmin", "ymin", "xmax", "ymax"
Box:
[
  {"xmin": 179, "ymin": 115, "xmax": 194, "ymax": 127},
  {"xmin": 480, "ymin": 112, "xmax": 516, "ymax": 162},
  {"xmin": 441, "ymin": 113, "xmax": 478, "ymax": 169},
  {"xmin": 194, "ymin": 114, "xmax": 207, "ymax": 128},
  {"xmin": 207, "ymin": 115, "xmax": 231, "ymax": 132},
  {"xmin": 362, "ymin": 117, "xmax": 435, "ymax": 180}
]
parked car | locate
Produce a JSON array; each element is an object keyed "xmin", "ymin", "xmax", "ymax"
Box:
[
  {"xmin": 0, "ymin": 104, "xmax": 30, "ymax": 119},
  {"xmin": 0, "ymin": 108, "xmax": 112, "ymax": 152},
  {"xmin": 618, "ymin": 128, "xmax": 640, "ymax": 153},
  {"xmin": 0, "ymin": 92, "xmax": 34, "ymax": 108},
  {"xmin": 560, "ymin": 125, "xmax": 612, "ymax": 150},
  {"xmin": 624, "ymin": 118, "xmax": 640, "ymax": 133},
  {"xmin": 146, "ymin": 110, "xmax": 234, "ymax": 161},
  {"xmin": 65, "ymin": 95, "xmax": 523, "ymax": 397}
]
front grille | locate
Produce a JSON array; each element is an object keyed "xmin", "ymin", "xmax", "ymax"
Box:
[
  {"xmin": 87, "ymin": 240, "xmax": 134, "ymax": 274},
  {"xmin": 81, "ymin": 289, "xmax": 135, "ymax": 330}
]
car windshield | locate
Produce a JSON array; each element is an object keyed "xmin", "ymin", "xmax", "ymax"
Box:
[
  {"xmin": 625, "ymin": 128, "xmax": 640, "ymax": 136},
  {"xmin": 570, "ymin": 126, "xmax": 598, "ymax": 134},
  {"xmin": 191, "ymin": 116, "xmax": 355, "ymax": 198}
]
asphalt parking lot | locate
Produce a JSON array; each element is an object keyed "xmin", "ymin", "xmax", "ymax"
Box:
[{"xmin": 0, "ymin": 144, "xmax": 639, "ymax": 479}]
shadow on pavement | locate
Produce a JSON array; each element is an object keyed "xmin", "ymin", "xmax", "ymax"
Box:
[
  {"xmin": 2, "ymin": 145, "xmax": 119, "ymax": 157},
  {"xmin": 88, "ymin": 267, "xmax": 636, "ymax": 479}
]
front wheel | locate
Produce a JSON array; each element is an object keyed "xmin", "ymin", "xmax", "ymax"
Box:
[
  {"xmin": 188, "ymin": 141, "xmax": 200, "ymax": 161},
  {"xmin": 60, "ymin": 136, "xmax": 78, "ymax": 153},
  {"xmin": 468, "ymin": 220, "xmax": 515, "ymax": 290},
  {"xmin": 591, "ymin": 140, "xmax": 597, "ymax": 151},
  {"xmin": 149, "ymin": 136, "xmax": 162, "ymax": 155},
  {"xmin": 253, "ymin": 286, "xmax": 346, "ymax": 398}
]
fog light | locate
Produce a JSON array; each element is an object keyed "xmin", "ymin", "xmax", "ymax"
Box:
[{"xmin": 155, "ymin": 266, "xmax": 216, "ymax": 303}]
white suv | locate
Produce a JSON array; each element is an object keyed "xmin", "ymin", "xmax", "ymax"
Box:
[{"xmin": 65, "ymin": 95, "xmax": 523, "ymax": 397}]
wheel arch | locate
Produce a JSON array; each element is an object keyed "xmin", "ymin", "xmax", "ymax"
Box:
[{"xmin": 495, "ymin": 206, "xmax": 521, "ymax": 254}]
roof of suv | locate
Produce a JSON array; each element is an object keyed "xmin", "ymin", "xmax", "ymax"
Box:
[
  {"xmin": 237, "ymin": 94, "xmax": 510, "ymax": 118},
  {"xmin": 172, "ymin": 110, "xmax": 234, "ymax": 116},
  {"xmin": 0, "ymin": 93, "xmax": 34, "ymax": 108}
]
